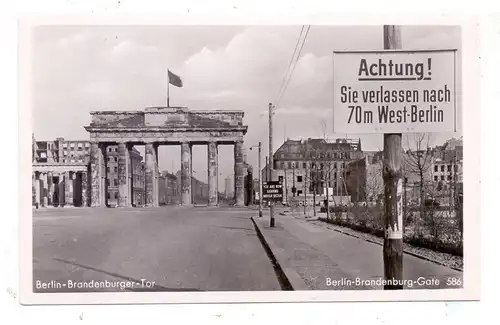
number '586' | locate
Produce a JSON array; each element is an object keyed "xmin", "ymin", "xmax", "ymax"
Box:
[{"xmin": 447, "ymin": 277, "xmax": 462, "ymax": 286}]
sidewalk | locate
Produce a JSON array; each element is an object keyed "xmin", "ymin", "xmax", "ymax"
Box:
[{"xmin": 252, "ymin": 212, "xmax": 463, "ymax": 290}]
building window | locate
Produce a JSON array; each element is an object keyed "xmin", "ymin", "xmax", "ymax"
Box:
[
  {"xmin": 288, "ymin": 162, "xmax": 292, "ymax": 169},
  {"xmin": 114, "ymin": 167, "xmax": 118, "ymax": 173},
  {"xmin": 448, "ymin": 175, "xmax": 452, "ymax": 180},
  {"xmin": 115, "ymin": 157, "xmax": 118, "ymax": 162},
  {"xmin": 297, "ymin": 176, "xmax": 303, "ymax": 182},
  {"xmin": 108, "ymin": 147, "xmax": 112, "ymax": 152},
  {"xmin": 341, "ymin": 162, "xmax": 345, "ymax": 168},
  {"xmin": 114, "ymin": 193, "xmax": 118, "ymax": 199},
  {"xmin": 447, "ymin": 165, "xmax": 451, "ymax": 172},
  {"xmin": 434, "ymin": 165, "xmax": 438, "ymax": 172},
  {"xmin": 434, "ymin": 176, "xmax": 438, "ymax": 181},
  {"xmin": 441, "ymin": 175, "xmax": 445, "ymax": 181},
  {"xmin": 441, "ymin": 165, "xmax": 445, "ymax": 172},
  {"xmin": 303, "ymin": 162, "xmax": 306, "ymax": 168},
  {"xmin": 107, "ymin": 167, "xmax": 110, "ymax": 173},
  {"xmin": 297, "ymin": 190, "xmax": 303, "ymax": 196},
  {"xmin": 107, "ymin": 193, "xmax": 110, "ymax": 199},
  {"xmin": 114, "ymin": 179, "xmax": 118, "ymax": 186},
  {"xmin": 278, "ymin": 176, "xmax": 283, "ymax": 183}
]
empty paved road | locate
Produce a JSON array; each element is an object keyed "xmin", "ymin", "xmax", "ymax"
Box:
[{"xmin": 33, "ymin": 206, "xmax": 281, "ymax": 292}]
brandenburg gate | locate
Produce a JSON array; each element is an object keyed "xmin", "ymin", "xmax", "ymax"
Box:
[{"xmin": 84, "ymin": 106, "xmax": 248, "ymax": 207}]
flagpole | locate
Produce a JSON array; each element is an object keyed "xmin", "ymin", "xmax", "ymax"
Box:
[{"xmin": 167, "ymin": 69, "xmax": 170, "ymax": 108}]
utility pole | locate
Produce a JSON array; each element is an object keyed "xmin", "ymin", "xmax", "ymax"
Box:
[
  {"xmin": 303, "ymin": 168, "xmax": 307, "ymax": 215},
  {"xmin": 268, "ymin": 102, "xmax": 276, "ymax": 227},
  {"xmin": 265, "ymin": 156, "xmax": 268, "ymax": 182},
  {"xmin": 258, "ymin": 141, "xmax": 263, "ymax": 218},
  {"xmin": 313, "ymin": 166, "xmax": 317, "ymax": 217},
  {"xmin": 284, "ymin": 168, "xmax": 288, "ymax": 205},
  {"xmin": 382, "ymin": 25, "xmax": 403, "ymax": 290}
]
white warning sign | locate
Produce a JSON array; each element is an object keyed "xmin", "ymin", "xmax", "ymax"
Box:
[{"xmin": 333, "ymin": 49, "xmax": 457, "ymax": 133}]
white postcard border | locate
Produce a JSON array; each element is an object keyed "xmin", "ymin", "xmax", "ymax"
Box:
[{"xmin": 18, "ymin": 13, "xmax": 481, "ymax": 304}]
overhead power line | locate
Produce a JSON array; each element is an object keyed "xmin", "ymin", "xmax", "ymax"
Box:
[
  {"xmin": 259, "ymin": 25, "xmax": 311, "ymax": 121},
  {"xmin": 275, "ymin": 26, "xmax": 305, "ymax": 105},
  {"xmin": 275, "ymin": 25, "xmax": 311, "ymax": 111}
]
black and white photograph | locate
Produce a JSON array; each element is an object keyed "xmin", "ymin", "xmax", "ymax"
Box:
[{"xmin": 20, "ymin": 20, "xmax": 480, "ymax": 304}]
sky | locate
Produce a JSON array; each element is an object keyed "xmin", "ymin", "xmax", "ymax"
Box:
[{"xmin": 31, "ymin": 25, "xmax": 462, "ymax": 185}]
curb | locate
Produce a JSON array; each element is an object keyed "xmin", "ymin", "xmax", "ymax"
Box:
[
  {"xmin": 314, "ymin": 218, "xmax": 463, "ymax": 272},
  {"xmin": 250, "ymin": 217, "xmax": 309, "ymax": 291}
]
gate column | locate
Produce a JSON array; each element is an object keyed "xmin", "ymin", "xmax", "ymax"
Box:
[
  {"xmin": 117, "ymin": 142, "xmax": 129, "ymax": 207},
  {"xmin": 34, "ymin": 172, "xmax": 40, "ymax": 207},
  {"xmin": 90, "ymin": 142, "xmax": 104, "ymax": 207},
  {"xmin": 181, "ymin": 142, "xmax": 192, "ymax": 205},
  {"xmin": 81, "ymin": 170, "xmax": 89, "ymax": 207},
  {"xmin": 234, "ymin": 140, "xmax": 245, "ymax": 206},
  {"xmin": 127, "ymin": 144, "xmax": 134, "ymax": 207},
  {"xmin": 47, "ymin": 171, "xmax": 54, "ymax": 206},
  {"xmin": 41, "ymin": 172, "xmax": 48, "ymax": 207},
  {"xmin": 64, "ymin": 171, "xmax": 74, "ymax": 207},
  {"xmin": 208, "ymin": 141, "xmax": 218, "ymax": 206},
  {"xmin": 153, "ymin": 144, "xmax": 159, "ymax": 207},
  {"xmin": 145, "ymin": 142, "xmax": 156, "ymax": 207}
]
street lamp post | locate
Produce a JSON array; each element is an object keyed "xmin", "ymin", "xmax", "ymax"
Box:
[{"xmin": 249, "ymin": 142, "xmax": 263, "ymax": 218}]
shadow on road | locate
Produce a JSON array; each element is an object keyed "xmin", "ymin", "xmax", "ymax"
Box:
[{"xmin": 52, "ymin": 258, "xmax": 202, "ymax": 292}]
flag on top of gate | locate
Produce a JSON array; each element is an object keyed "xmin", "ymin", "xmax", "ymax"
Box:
[{"xmin": 167, "ymin": 69, "xmax": 183, "ymax": 87}]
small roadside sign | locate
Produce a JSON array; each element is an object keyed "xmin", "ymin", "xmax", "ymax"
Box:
[{"xmin": 262, "ymin": 181, "xmax": 283, "ymax": 202}]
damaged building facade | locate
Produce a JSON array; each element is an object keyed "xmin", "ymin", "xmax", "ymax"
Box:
[
  {"xmin": 262, "ymin": 138, "xmax": 364, "ymax": 205},
  {"xmin": 32, "ymin": 106, "xmax": 249, "ymax": 208}
]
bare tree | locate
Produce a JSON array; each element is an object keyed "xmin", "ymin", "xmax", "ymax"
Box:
[
  {"xmin": 365, "ymin": 158, "xmax": 384, "ymax": 205},
  {"xmin": 295, "ymin": 140, "xmax": 313, "ymax": 216},
  {"xmin": 404, "ymin": 133, "xmax": 434, "ymax": 227},
  {"xmin": 319, "ymin": 121, "xmax": 334, "ymax": 220},
  {"xmin": 303, "ymin": 140, "xmax": 320, "ymax": 218},
  {"xmin": 302, "ymin": 121, "xmax": 344, "ymax": 221}
]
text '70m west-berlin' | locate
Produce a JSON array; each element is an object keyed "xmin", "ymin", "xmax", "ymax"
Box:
[{"xmin": 341, "ymin": 84, "xmax": 452, "ymax": 124}]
